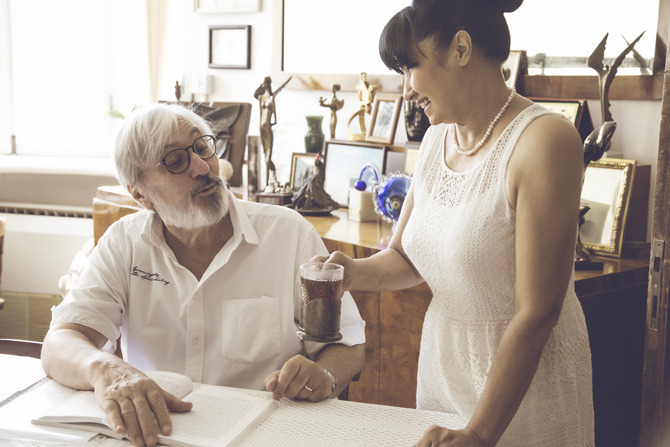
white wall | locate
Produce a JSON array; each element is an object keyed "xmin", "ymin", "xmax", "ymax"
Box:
[
  {"xmin": 0, "ymin": 1, "xmax": 661, "ymax": 297},
  {"xmin": 160, "ymin": 0, "xmax": 662, "ymax": 238}
]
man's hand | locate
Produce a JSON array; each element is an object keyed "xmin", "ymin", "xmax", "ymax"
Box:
[
  {"xmin": 90, "ymin": 361, "xmax": 192, "ymax": 447},
  {"xmin": 264, "ymin": 355, "xmax": 334, "ymax": 401}
]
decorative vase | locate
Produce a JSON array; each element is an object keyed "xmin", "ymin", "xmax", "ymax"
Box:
[
  {"xmin": 304, "ymin": 115, "xmax": 325, "ymax": 154},
  {"xmin": 404, "ymin": 101, "xmax": 430, "ymax": 142}
]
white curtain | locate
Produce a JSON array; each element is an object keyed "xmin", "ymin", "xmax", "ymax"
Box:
[
  {"xmin": 146, "ymin": 0, "xmax": 169, "ymax": 103},
  {"xmin": 0, "ymin": 1, "xmax": 13, "ymax": 155}
]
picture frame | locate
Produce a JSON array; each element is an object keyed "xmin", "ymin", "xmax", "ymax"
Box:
[
  {"xmin": 323, "ymin": 140, "xmax": 388, "ymax": 207},
  {"xmin": 502, "ymin": 50, "xmax": 526, "ymax": 89},
  {"xmin": 194, "ymin": 0, "xmax": 261, "ymax": 13},
  {"xmin": 289, "ymin": 152, "xmax": 317, "ymax": 192},
  {"xmin": 404, "ymin": 142, "xmax": 421, "ymax": 175},
  {"xmin": 531, "ymin": 98, "xmax": 594, "ymax": 141},
  {"xmin": 366, "ymin": 94, "xmax": 403, "ymax": 145},
  {"xmin": 208, "ymin": 25, "xmax": 251, "ymax": 69},
  {"xmin": 580, "ymin": 158, "xmax": 637, "ymax": 258}
]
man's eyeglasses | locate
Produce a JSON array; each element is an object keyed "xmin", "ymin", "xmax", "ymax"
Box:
[{"xmin": 149, "ymin": 135, "xmax": 217, "ymax": 174}]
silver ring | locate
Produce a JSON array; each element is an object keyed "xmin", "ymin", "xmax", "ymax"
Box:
[{"xmin": 304, "ymin": 385, "xmax": 314, "ymax": 392}]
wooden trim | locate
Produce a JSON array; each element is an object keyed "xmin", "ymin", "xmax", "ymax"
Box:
[{"xmin": 520, "ymin": 73, "xmax": 663, "ymax": 101}]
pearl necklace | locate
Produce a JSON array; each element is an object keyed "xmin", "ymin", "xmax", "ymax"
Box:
[{"xmin": 453, "ymin": 88, "xmax": 516, "ymax": 156}]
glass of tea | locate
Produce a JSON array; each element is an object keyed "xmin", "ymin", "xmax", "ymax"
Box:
[{"xmin": 296, "ymin": 262, "xmax": 344, "ymax": 342}]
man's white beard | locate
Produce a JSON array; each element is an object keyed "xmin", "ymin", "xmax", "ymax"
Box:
[{"xmin": 147, "ymin": 176, "xmax": 229, "ymax": 230}]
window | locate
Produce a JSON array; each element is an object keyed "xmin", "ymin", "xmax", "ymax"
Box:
[
  {"xmin": 0, "ymin": 0, "xmax": 149, "ymax": 157},
  {"xmin": 507, "ymin": 0, "xmax": 659, "ymax": 76}
]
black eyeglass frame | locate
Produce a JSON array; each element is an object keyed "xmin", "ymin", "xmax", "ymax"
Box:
[{"xmin": 148, "ymin": 134, "xmax": 218, "ymax": 174}]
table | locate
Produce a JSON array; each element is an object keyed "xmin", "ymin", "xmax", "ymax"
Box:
[{"xmin": 0, "ymin": 354, "xmax": 466, "ymax": 446}]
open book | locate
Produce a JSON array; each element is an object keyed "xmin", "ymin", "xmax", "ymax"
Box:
[{"xmin": 31, "ymin": 371, "xmax": 276, "ymax": 447}]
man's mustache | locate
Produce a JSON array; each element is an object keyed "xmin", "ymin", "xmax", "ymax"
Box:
[{"xmin": 191, "ymin": 175, "xmax": 224, "ymax": 198}]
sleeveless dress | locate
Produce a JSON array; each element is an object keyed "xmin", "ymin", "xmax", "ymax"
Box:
[{"xmin": 402, "ymin": 105, "xmax": 595, "ymax": 446}]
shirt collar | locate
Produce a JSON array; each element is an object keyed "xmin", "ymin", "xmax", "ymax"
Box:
[{"xmin": 225, "ymin": 188, "xmax": 259, "ymax": 246}]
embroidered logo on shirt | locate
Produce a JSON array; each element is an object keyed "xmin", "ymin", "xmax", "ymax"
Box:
[{"xmin": 132, "ymin": 266, "xmax": 170, "ymax": 285}]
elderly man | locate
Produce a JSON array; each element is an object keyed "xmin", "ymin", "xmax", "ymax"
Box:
[{"xmin": 41, "ymin": 103, "xmax": 365, "ymax": 447}]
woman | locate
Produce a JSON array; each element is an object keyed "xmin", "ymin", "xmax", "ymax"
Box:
[{"xmin": 318, "ymin": 0, "xmax": 595, "ymax": 445}]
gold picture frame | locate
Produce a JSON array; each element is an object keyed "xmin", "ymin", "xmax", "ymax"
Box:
[
  {"xmin": 289, "ymin": 152, "xmax": 317, "ymax": 192},
  {"xmin": 366, "ymin": 94, "xmax": 403, "ymax": 145},
  {"xmin": 580, "ymin": 158, "xmax": 637, "ymax": 257}
]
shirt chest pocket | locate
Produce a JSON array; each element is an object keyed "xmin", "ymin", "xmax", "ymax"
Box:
[{"xmin": 220, "ymin": 296, "xmax": 282, "ymax": 364}]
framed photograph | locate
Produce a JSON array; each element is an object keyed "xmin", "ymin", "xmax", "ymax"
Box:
[
  {"xmin": 502, "ymin": 50, "xmax": 526, "ymax": 89},
  {"xmin": 289, "ymin": 153, "xmax": 317, "ymax": 192},
  {"xmin": 366, "ymin": 94, "xmax": 403, "ymax": 145},
  {"xmin": 194, "ymin": 0, "xmax": 261, "ymax": 13},
  {"xmin": 323, "ymin": 140, "xmax": 388, "ymax": 207},
  {"xmin": 580, "ymin": 158, "xmax": 637, "ymax": 258},
  {"xmin": 404, "ymin": 142, "xmax": 421, "ymax": 175},
  {"xmin": 209, "ymin": 25, "xmax": 251, "ymax": 69},
  {"xmin": 531, "ymin": 98, "xmax": 594, "ymax": 141}
]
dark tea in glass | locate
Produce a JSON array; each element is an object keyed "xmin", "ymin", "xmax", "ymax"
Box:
[{"xmin": 296, "ymin": 262, "xmax": 343, "ymax": 342}]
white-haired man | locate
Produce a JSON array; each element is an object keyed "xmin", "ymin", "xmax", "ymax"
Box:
[{"xmin": 41, "ymin": 103, "xmax": 365, "ymax": 447}]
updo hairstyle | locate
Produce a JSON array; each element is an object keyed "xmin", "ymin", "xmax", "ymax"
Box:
[{"xmin": 380, "ymin": 0, "xmax": 523, "ymax": 74}]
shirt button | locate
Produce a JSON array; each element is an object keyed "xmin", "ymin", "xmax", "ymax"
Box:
[{"xmin": 191, "ymin": 337, "xmax": 199, "ymax": 346}]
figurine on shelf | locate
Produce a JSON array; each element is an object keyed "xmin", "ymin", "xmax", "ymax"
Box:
[
  {"xmin": 577, "ymin": 32, "xmax": 643, "ymax": 268},
  {"xmin": 174, "ymin": 80, "xmax": 182, "ymax": 102},
  {"xmin": 253, "ymin": 75, "xmax": 292, "ymax": 191},
  {"xmin": 291, "ymin": 155, "xmax": 339, "ymax": 214},
  {"xmin": 346, "ymin": 72, "xmax": 377, "ymax": 141},
  {"xmin": 319, "ymin": 84, "xmax": 345, "ymax": 139}
]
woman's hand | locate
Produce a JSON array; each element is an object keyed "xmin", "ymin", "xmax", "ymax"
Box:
[
  {"xmin": 310, "ymin": 251, "xmax": 357, "ymax": 290},
  {"xmin": 414, "ymin": 426, "xmax": 487, "ymax": 447}
]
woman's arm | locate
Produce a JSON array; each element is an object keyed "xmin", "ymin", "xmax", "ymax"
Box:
[
  {"xmin": 320, "ymin": 181, "xmax": 423, "ymax": 292},
  {"xmin": 465, "ymin": 115, "xmax": 584, "ymax": 445}
]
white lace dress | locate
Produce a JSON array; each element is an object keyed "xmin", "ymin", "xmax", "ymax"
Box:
[{"xmin": 402, "ymin": 105, "xmax": 595, "ymax": 446}]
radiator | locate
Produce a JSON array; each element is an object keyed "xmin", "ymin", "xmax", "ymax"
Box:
[
  {"xmin": 0, "ymin": 291, "xmax": 62, "ymax": 341},
  {"xmin": 1, "ymin": 207, "xmax": 93, "ymax": 297}
]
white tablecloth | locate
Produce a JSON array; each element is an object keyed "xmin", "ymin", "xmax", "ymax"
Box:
[{"xmin": 0, "ymin": 354, "xmax": 466, "ymax": 446}]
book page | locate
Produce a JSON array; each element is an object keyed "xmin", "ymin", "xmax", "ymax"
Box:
[
  {"xmin": 145, "ymin": 370, "xmax": 194, "ymax": 399},
  {"xmin": 161, "ymin": 386, "xmax": 276, "ymax": 447}
]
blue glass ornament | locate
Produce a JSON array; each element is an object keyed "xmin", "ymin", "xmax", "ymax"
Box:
[
  {"xmin": 355, "ymin": 163, "xmax": 381, "ymax": 191},
  {"xmin": 373, "ymin": 173, "xmax": 412, "ymax": 226}
]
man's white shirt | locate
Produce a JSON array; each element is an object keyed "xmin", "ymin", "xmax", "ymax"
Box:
[{"xmin": 52, "ymin": 189, "xmax": 365, "ymax": 390}]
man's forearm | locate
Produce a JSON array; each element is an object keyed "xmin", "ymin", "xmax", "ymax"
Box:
[
  {"xmin": 41, "ymin": 325, "xmax": 121, "ymax": 391},
  {"xmin": 315, "ymin": 343, "xmax": 365, "ymax": 397}
]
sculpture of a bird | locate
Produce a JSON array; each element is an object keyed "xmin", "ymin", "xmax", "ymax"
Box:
[
  {"xmin": 583, "ymin": 31, "xmax": 644, "ymax": 166},
  {"xmin": 583, "ymin": 121, "xmax": 617, "ymax": 166},
  {"xmin": 587, "ymin": 31, "xmax": 645, "ymax": 123}
]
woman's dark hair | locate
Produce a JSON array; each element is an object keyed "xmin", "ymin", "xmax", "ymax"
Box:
[{"xmin": 380, "ymin": 0, "xmax": 523, "ymax": 74}]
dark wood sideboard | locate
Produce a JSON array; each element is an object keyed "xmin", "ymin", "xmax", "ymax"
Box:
[{"xmin": 94, "ymin": 186, "xmax": 648, "ymax": 446}]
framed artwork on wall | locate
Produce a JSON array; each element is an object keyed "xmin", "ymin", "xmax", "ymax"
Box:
[
  {"xmin": 194, "ymin": 0, "xmax": 261, "ymax": 13},
  {"xmin": 366, "ymin": 94, "xmax": 403, "ymax": 145},
  {"xmin": 580, "ymin": 158, "xmax": 636, "ymax": 257},
  {"xmin": 208, "ymin": 25, "xmax": 251, "ymax": 69},
  {"xmin": 323, "ymin": 140, "xmax": 388, "ymax": 207},
  {"xmin": 289, "ymin": 153, "xmax": 317, "ymax": 191}
]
